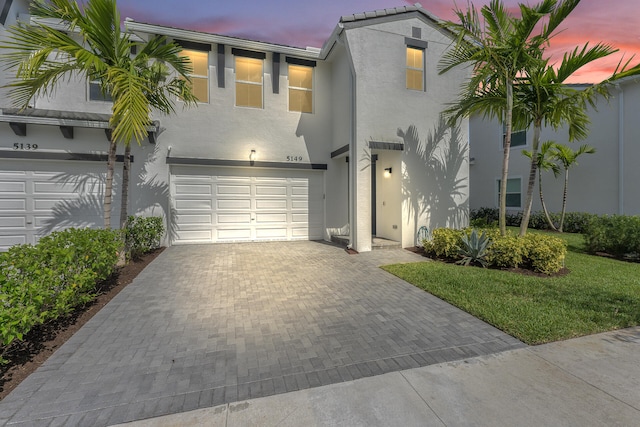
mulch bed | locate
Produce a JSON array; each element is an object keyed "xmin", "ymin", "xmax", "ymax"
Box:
[
  {"xmin": 404, "ymin": 246, "xmax": 569, "ymax": 278},
  {"xmin": 0, "ymin": 247, "xmax": 165, "ymax": 401}
]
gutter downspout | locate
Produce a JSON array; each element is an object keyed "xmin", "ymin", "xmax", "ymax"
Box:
[
  {"xmin": 341, "ymin": 26, "xmax": 358, "ymax": 250},
  {"xmin": 617, "ymin": 84, "xmax": 625, "ymax": 215}
]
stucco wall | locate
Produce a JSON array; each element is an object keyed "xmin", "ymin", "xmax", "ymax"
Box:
[
  {"xmin": 470, "ymin": 79, "xmax": 640, "ymax": 216},
  {"xmin": 344, "ymin": 15, "xmax": 470, "ymax": 249}
]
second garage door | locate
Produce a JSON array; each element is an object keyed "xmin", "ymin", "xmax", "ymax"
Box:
[{"xmin": 171, "ymin": 166, "xmax": 324, "ymax": 244}]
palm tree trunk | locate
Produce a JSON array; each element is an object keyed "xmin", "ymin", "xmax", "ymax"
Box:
[
  {"xmin": 104, "ymin": 135, "xmax": 117, "ymax": 229},
  {"xmin": 519, "ymin": 121, "xmax": 541, "ymax": 236},
  {"xmin": 119, "ymin": 143, "xmax": 131, "ymax": 229},
  {"xmin": 539, "ymin": 170, "xmax": 557, "ymax": 231},
  {"xmin": 559, "ymin": 168, "xmax": 569, "ymax": 232},
  {"xmin": 499, "ymin": 80, "xmax": 513, "ymax": 237}
]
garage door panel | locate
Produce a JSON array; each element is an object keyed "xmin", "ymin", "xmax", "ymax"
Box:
[
  {"xmin": 0, "ymin": 216, "xmax": 26, "ymax": 228},
  {"xmin": 175, "ymin": 199, "xmax": 213, "ymax": 210},
  {"xmin": 176, "ymin": 229, "xmax": 213, "ymax": 242},
  {"xmin": 175, "ymin": 183, "xmax": 212, "ymax": 195},
  {"xmin": 255, "ymin": 185, "xmax": 287, "ymax": 196},
  {"xmin": 176, "ymin": 214, "xmax": 212, "ymax": 225},
  {"xmin": 217, "ymin": 213, "xmax": 251, "ymax": 224},
  {"xmin": 217, "ymin": 184, "xmax": 251, "ymax": 195},
  {"xmin": 255, "ymin": 228, "xmax": 287, "ymax": 239},
  {"xmin": 171, "ymin": 166, "xmax": 323, "ymax": 244},
  {"xmin": 0, "ymin": 181, "xmax": 26, "ymax": 193},
  {"xmin": 0, "ymin": 199, "xmax": 26, "ymax": 211},
  {"xmin": 255, "ymin": 213, "xmax": 287, "ymax": 224},
  {"xmin": 0, "ymin": 235, "xmax": 27, "ymax": 251},
  {"xmin": 291, "ymin": 213, "xmax": 308, "ymax": 223},
  {"xmin": 217, "ymin": 228, "xmax": 251, "ymax": 240},
  {"xmin": 217, "ymin": 199, "xmax": 251, "ymax": 210}
]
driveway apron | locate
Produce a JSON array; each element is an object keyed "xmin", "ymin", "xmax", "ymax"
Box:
[{"xmin": 0, "ymin": 242, "xmax": 524, "ymax": 426}]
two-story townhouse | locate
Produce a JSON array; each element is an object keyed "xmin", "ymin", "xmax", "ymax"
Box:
[
  {"xmin": 469, "ymin": 76, "xmax": 640, "ymax": 217},
  {"xmin": 0, "ymin": 1, "xmax": 470, "ymax": 252}
]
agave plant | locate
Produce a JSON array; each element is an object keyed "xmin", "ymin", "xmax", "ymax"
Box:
[{"xmin": 457, "ymin": 229, "xmax": 492, "ymax": 268}]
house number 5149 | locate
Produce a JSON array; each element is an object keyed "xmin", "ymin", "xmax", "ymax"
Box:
[
  {"xmin": 286, "ymin": 156, "xmax": 303, "ymax": 162},
  {"xmin": 13, "ymin": 143, "xmax": 39, "ymax": 150}
]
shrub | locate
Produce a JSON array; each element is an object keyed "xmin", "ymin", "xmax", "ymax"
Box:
[
  {"xmin": 457, "ymin": 229, "xmax": 492, "ymax": 267},
  {"xmin": 584, "ymin": 215, "xmax": 640, "ymax": 258},
  {"xmin": 0, "ymin": 228, "xmax": 121, "ymax": 362},
  {"xmin": 470, "ymin": 207, "xmax": 499, "ymax": 224},
  {"xmin": 424, "ymin": 228, "xmax": 464, "ymax": 259},
  {"xmin": 124, "ymin": 216, "xmax": 165, "ymax": 259},
  {"xmin": 522, "ymin": 233, "xmax": 567, "ymax": 274},
  {"xmin": 486, "ymin": 233, "xmax": 524, "ymax": 268}
]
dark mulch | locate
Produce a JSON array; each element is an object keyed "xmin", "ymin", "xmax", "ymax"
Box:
[
  {"xmin": 0, "ymin": 248, "xmax": 164, "ymax": 401},
  {"xmin": 404, "ymin": 246, "xmax": 570, "ymax": 278}
]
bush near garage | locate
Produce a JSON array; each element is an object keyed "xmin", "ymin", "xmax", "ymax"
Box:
[
  {"xmin": 0, "ymin": 228, "xmax": 121, "ymax": 363},
  {"xmin": 124, "ymin": 216, "xmax": 165, "ymax": 260}
]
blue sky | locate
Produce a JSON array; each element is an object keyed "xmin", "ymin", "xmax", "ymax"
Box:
[{"xmin": 118, "ymin": 0, "xmax": 640, "ymax": 83}]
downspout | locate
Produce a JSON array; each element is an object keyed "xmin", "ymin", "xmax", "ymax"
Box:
[
  {"xmin": 617, "ymin": 84, "xmax": 625, "ymax": 215},
  {"xmin": 341, "ymin": 26, "xmax": 358, "ymax": 250}
]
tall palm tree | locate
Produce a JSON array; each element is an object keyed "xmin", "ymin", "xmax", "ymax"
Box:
[
  {"xmin": 439, "ymin": 0, "xmax": 583, "ymax": 236},
  {"xmin": 523, "ymin": 140, "xmax": 560, "ymax": 230},
  {"xmin": 1, "ymin": 0, "xmax": 197, "ymax": 229},
  {"xmin": 516, "ymin": 42, "xmax": 628, "ymax": 236},
  {"xmin": 550, "ymin": 143, "xmax": 596, "ymax": 232}
]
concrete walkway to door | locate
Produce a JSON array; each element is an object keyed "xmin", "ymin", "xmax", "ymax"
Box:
[{"xmin": 0, "ymin": 242, "xmax": 524, "ymax": 426}]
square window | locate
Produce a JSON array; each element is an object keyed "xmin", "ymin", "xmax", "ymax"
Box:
[{"xmin": 89, "ymin": 81, "xmax": 112, "ymax": 102}]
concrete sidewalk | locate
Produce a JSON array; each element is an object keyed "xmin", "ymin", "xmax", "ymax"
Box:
[{"xmin": 116, "ymin": 327, "xmax": 640, "ymax": 427}]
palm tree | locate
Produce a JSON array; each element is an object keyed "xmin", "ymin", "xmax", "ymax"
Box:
[
  {"xmin": 516, "ymin": 43, "xmax": 628, "ymax": 236},
  {"xmin": 439, "ymin": 0, "xmax": 583, "ymax": 236},
  {"xmin": 550, "ymin": 143, "xmax": 596, "ymax": 232},
  {"xmin": 1, "ymin": 0, "xmax": 197, "ymax": 229},
  {"xmin": 523, "ymin": 141, "xmax": 560, "ymax": 230}
]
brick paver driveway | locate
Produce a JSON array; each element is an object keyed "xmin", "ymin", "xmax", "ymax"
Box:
[{"xmin": 0, "ymin": 242, "xmax": 524, "ymax": 426}]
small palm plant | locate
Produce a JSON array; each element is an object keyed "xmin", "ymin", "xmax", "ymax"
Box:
[{"xmin": 457, "ymin": 229, "xmax": 492, "ymax": 267}]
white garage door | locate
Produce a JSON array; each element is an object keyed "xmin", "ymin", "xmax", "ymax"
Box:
[
  {"xmin": 171, "ymin": 166, "xmax": 324, "ymax": 243},
  {"xmin": 0, "ymin": 160, "xmax": 107, "ymax": 251}
]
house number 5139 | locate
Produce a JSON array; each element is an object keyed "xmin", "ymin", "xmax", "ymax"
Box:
[{"xmin": 13, "ymin": 143, "xmax": 39, "ymax": 150}]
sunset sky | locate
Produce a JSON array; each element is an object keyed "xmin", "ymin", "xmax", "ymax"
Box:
[{"xmin": 118, "ymin": 0, "xmax": 640, "ymax": 83}]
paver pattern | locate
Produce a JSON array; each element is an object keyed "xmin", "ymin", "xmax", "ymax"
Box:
[{"xmin": 0, "ymin": 242, "xmax": 524, "ymax": 426}]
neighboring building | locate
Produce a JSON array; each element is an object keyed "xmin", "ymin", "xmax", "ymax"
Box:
[
  {"xmin": 0, "ymin": 1, "xmax": 470, "ymax": 252},
  {"xmin": 469, "ymin": 76, "xmax": 640, "ymax": 216}
]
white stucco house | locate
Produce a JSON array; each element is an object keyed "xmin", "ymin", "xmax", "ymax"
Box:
[
  {"xmin": 469, "ymin": 76, "xmax": 640, "ymax": 216},
  {"xmin": 0, "ymin": 1, "xmax": 470, "ymax": 252}
]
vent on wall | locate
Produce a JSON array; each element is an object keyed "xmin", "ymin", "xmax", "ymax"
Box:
[{"xmin": 412, "ymin": 26, "xmax": 421, "ymax": 39}]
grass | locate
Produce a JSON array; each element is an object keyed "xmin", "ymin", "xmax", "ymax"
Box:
[{"xmin": 382, "ymin": 229, "xmax": 640, "ymax": 344}]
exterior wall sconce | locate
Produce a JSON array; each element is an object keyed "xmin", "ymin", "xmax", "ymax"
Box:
[
  {"xmin": 384, "ymin": 167, "xmax": 392, "ymax": 177},
  {"xmin": 249, "ymin": 149, "xmax": 257, "ymax": 162}
]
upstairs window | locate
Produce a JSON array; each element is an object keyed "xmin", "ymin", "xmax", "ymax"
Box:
[
  {"xmin": 288, "ymin": 64, "xmax": 313, "ymax": 113},
  {"xmin": 180, "ymin": 48, "xmax": 209, "ymax": 103},
  {"xmin": 235, "ymin": 56, "xmax": 263, "ymax": 108},
  {"xmin": 503, "ymin": 125, "xmax": 527, "ymax": 147},
  {"xmin": 406, "ymin": 47, "xmax": 424, "ymax": 91},
  {"xmin": 89, "ymin": 81, "xmax": 112, "ymax": 102}
]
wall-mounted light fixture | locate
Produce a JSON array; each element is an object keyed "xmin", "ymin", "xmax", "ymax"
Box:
[
  {"xmin": 384, "ymin": 167, "xmax": 392, "ymax": 177},
  {"xmin": 249, "ymin": 149, "xmax": 257, "ymax": 162}
]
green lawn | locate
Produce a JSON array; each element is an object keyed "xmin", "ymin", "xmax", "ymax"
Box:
[{"xmin": 382, "ymin": 229, "xmax": 640, "ymax": 344}]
